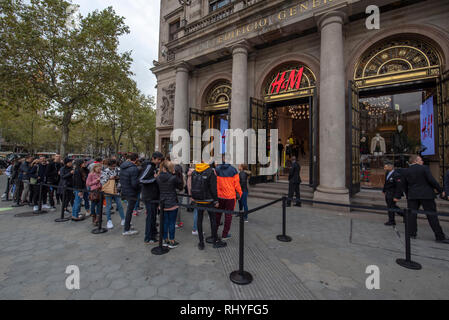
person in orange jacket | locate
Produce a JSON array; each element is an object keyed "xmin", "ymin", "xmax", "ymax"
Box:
[{"xmin": 215, "ymin": 161, "xmax": 243, "ymax": 240}]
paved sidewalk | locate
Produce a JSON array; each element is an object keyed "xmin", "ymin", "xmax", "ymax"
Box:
[{"xmin": 0, "ymin": 175, "xmax": 448, "ymax": 300}]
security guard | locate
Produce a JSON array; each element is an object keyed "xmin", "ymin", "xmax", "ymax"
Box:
[
  {"xmin": 402, "ymin": 155, "xmax": 449, "ymax": 244},
  {"xmin": 382, "ymin": 161, "xmax": 404, "ymax": 226}
]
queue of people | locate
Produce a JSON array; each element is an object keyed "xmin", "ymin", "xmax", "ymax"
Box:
[{"xmin": 2, "ymin": 152, "xmax": 252, "ymax": 251}]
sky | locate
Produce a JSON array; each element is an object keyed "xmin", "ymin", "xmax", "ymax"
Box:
[{"xmin": 73, "ymin": 0, "xmax": 160, "ymax": 99}]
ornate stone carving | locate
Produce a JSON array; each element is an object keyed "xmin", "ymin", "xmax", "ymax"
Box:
[{"xmin": 160, "ymin": 83, "xmax": 176, "ymax": 126}]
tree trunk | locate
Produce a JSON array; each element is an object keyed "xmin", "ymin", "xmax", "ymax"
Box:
[{"xmin": 60, "ymin": 110, "xmax": 73, "ymax": 157}]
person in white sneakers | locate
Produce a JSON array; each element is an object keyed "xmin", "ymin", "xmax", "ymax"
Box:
[{"xmin": 100, "ymin": 159, "xmax": 126, "ymax": 230}]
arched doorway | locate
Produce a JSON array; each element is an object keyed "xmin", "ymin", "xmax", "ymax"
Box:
[
  {"xmin": 349, "ymin": 36, "xmax": 445, "ymax": 194},
  {"xmin": 190, "ymin": 80, "xmax": 232, "ymax": 158},
  {"xmin": 255, "ymin": 62, "xmax": 318, "ymax": 186}
]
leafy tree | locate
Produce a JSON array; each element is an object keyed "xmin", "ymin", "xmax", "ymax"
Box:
[{"xmin": 0, "ymin": 0, "xmax": 133, "ymax": 156}]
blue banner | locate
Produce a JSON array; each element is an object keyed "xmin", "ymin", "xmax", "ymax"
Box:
[{"xmin": 420, "ymin": 97, "xmax": 435, "ymax": 156}]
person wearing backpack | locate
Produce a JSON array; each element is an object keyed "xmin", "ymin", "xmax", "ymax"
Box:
[
  {"xmin": 191, "ymin": 163, "xmax": 227, "ymax": 250},
  {"xmin": 141, "ymin": 152, "xmax": 163, "ymax": 244}
]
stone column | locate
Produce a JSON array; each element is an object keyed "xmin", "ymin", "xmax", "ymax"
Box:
[
  {"xmin": 230, "ymin": 42, "xmax": 249, "ymax": 164},
  {"xmin": 173, "ymin": 62, "xmax": 190, "ymax": 132},
  {"xmin": 314, "ymin": 11, "xmax": 350, "ymax": 206}
]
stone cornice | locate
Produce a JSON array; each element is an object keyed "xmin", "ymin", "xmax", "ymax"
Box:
[{"xmin": 164, "ymin": 6, "xmax": 183, "ymax": 21}]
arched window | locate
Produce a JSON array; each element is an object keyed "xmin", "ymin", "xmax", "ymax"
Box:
[{"xmin": 354, "ymin": 38, "xmax": 441, "ymax": 88}]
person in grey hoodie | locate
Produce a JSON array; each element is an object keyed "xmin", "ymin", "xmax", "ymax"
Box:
[{"xmin": 119, "ymin": 153, "xmax": 140, "ymax": 236}]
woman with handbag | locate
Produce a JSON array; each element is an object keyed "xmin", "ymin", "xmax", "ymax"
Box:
[
  {"xmin": 101, "ymin": 159, "xmax": 125, "ymax": 230},
  {"xmin": 86, "ymin": 164, "xmax": 103, "ymax": 226}
]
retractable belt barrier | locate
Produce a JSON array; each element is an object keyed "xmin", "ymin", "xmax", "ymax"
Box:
[{"xmin": 9, "ymin": 177, "xmax": 448, "ymax": 285}]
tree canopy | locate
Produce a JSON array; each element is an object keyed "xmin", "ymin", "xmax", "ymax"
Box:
[{"xmin": 0, "ymin": 0, "xmax": 156, "ymax": 157}]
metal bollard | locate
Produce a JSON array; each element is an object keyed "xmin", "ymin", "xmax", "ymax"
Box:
[
  {"xmin": 92, "ymin": 192, "xmax": 108, "ymax": 234},
  {"xmin": 152, "ymin": 201, "xmax": 169, "ymax": 255},
  {"xmin": 277, "ymin": 197, "xmax": 292, "ymax": 242},
  {"xmin": 35, "ymin": 182, "xmax": 48, "ymax": 215},
  {"xmin": 230, "ymin": 211, "xmax": 253, "ymax": 285},
  {"xmin": 396, "ymin": 208, "xmax": 422, "ymax": 270},
  {"xmin": 55, "ymin": 187, "xmax": 70, "ymax": 222}
]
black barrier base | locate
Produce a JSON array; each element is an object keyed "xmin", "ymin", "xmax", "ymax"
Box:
[
  {"xmin": 2, "ymin": 199, "xmax": 13, "ymax": 202},
  {"xmin": 206, "ymin": 236, "xmax": 214, "ymax": 244},
  {"xmin": 277, "ymin": 235, "xmax": 292, "ymax": 242},
  {"xmin": 55, "ymin": 217, "xmax": 71, "ymax": 223},
  {"xmin": 230, "ymin": 271, "xmax": 253, "ymax": 285},
  {"xmin": 11, "ymin": 204, "xmax": 24, "ymax": 208},
  {"xmin": 151, "ymin": 246, "xmax": 170, "ymax": 256},
  {"xmin": 396, "ymin": 259, "xmax": 422, "ymax": 270},
  {"xmin": 92, "ymin": 228, "xmax": 108, "ymax": 235}
]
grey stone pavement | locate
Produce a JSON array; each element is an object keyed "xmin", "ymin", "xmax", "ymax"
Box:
[{"xmin": 0, "ymin": 174, "xmax": 449, "ymax": 300}]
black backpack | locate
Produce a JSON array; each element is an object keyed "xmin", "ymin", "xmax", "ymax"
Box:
[{"xmin": 191, "ymin": 170, "xmax": 210, "ymax": 200}]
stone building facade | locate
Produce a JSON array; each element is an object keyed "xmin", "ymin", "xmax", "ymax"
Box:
[{"xmin": 151, "ymin": 0, "xmax": 449, "ymax": 204}]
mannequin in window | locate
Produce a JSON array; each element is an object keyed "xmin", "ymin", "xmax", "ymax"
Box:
[
  {"xmin": 371, "ymin": 133, "xmax": 386, "ymax": 155},
  {"xmin": 360, "ymin": 130, "xmax": 369, "ymax": 155},
  {"xmin": 392, "ymin": 125, "xmax": 409, "ymax": 154}
]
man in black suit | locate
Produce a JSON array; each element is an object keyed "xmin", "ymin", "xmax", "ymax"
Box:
[
  {"xmin": 287, "ymin": 156, "xmax": 301, "ymax": 207},
  {"xmin": 402, "ymin": 155, "xmax": 449, "ymax": 243},
  {"xmin": 383, "ymin": 161, "xmax": 404, "ymax": 226}
]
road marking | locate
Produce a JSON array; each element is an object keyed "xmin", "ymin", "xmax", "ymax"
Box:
[{"xmin": 0, "ymin": 207, "xmax": 13, "ymax": 212}]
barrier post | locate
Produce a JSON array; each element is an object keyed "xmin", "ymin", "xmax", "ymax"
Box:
[
  {"xmin": 92, "ymin": 192, "xmax": 108, "ymax": 234},
  {"xmin": 230, "ymin": 211, "xmax": 253, "ymax": 285},
  {"xmin": 2, "ymin": 178, "xmax": 12, "ymax": 202},
  {"xmin": 34, "ymin": 182, "xmax": 48, "ymax": 215},
  {"xmin": 55, "ymin": 186, "xmax": 70, "ymax": 223},
  {"xmin": 277, "ymin": 197, "xmax": 292, "ymax": 242},
  {"xmin": 396, "ymin": 208, "xmax": 422, "ymax": 270},
  {"xmin": 152, "ymin": 200, "xmax": 169, "ymax": 255}
]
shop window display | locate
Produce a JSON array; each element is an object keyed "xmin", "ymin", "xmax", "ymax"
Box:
[{"xmin": 359, "ymin": 89, "xmax": 437, "ymax": 188}]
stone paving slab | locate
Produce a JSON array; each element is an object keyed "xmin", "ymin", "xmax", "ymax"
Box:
[{"xmin": 1, "ymin": 175, "xmax": 449, "ymax": 300}]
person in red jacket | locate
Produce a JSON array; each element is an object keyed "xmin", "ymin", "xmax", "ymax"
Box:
[{"xmin": 215, "ymin": 162, "xmax": 243, "ymax": 240}]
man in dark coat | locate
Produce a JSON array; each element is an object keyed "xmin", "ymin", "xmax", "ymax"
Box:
[
  {"xmin": 141, "ymin": 152, "xmax": 164, "ymax": 244},
  {"xmin": 383, "ymin": 162, "xmax": 404, "ymax": 226},
  {"xmin": 46, "ymin": 154, "xmax": 62, "ymax": 209},
  {"xmin": 402, "ymin": 155, "xmax": 449, "ymax": 243},
  {"xmin": 287, "ymin": 156, "xmax": 301, "ymax": 207},
  {"xmin": 120, "ymin": 153, "xmax": 140, "ymax": 236}
]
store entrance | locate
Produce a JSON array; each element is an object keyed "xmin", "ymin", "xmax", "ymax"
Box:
[
  {"xmin": 267, "ymin": 96, "xmax": 315, "ymax": 185},
  {"xmin": 208, "ymin": 110, "xmax": 229, "ymax": 156}
]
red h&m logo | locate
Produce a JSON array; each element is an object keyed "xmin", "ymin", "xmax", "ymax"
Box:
[{"xmin": 270, "ymin": 67, "xmax": 304, "ymax": 95}]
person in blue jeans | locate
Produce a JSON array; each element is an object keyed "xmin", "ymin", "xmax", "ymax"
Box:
[
  {"xmin": 157, "ymin": 160, "xmax": 184, "ymax": 249},
  {"xmin": 106, "ymin": 195, "xmax": 125, "ymax": 228},
  {"xmin": 238, "ymin": 165, "xmax": 250, "ymax": 222},
  {"xmin": 163, "ymin": 208, "xmax": 179, "ymax": 247},
  {"xmin": 100, "ymin": 160, "xmax": 125, "ymax": 229},
  {"xmin": 71, "ymin": 159, "xmax": 86, "ymax": 221}
]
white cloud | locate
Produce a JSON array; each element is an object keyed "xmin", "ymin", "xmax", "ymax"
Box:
[{"xmin": 73, "ymin": 0, "xmax": 160, "ymax": 98}]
